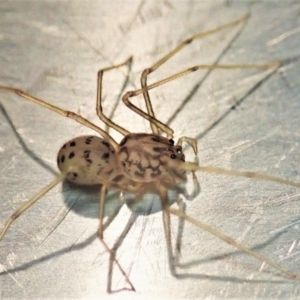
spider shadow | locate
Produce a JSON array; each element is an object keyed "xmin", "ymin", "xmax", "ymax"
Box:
[
  {"xmin": 175, "ymin": 229, "xmax": 291, "ymax": 281},
  {"xmin": 0, "ymin": 180, "xmax": 294, "ymax": 289},
  {"xmin": 61, "ymin": 181, "xmax": 121, "ymax": 220},
  {"xmin": 61, "ymin": 174, "xmax": 297, "ymax": 290},
  {"xmin": 109, "ymin": 191, "xmax": 298, "ymax": 288},
  {"xmin": 0, "ymin": 101, "xmax": 58, "ymax": 176}
]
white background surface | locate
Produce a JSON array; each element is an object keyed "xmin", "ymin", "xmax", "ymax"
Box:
[{"xmin": 1, "ymin": 1, "xmax": 300, "ymax": 299}]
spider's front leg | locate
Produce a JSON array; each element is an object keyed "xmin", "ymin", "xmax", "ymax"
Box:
[
  {"xmin": 121, "ymin": 12, "xmax": 280, "ymax": 141},
  {"xmin": 122, "ymin": 58, "xmax": 280, "ymax": 142},
  {"xmin": 139, "ymin": 13, "xmax": 251, "ymax": 136},
  {"xmin": 158, "ymin": 184, "xmax": 178, "ymax": 276},
  {"xmin": 174, "ymin": 197, "xmax": 187, "ymax": 266},
  {"xmin": 177, "ymin": 136, "xmax": 198, "ymax": 155}
]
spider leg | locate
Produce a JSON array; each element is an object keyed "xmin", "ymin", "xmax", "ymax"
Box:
[
  {"xmin": 0, "ymin": 85, "xmax": 118, "ymax": 149},
  {"xmin": 177, "ymin": 137, "xmax": 200, "ymax": 191},
  {"xmin": 159, "ymin": 185, "xmax": 177, "ymax": 276},
  {"xmin": 179, "ymin": 162, "xmax": 300, "ymax": 189},
  {"xmin": 165, "ymin": 160, "xmax": 300, "ymax": 279},
  {"xmin": 98, "ymin": 185, "xmax": 107, "ymax": 240},
  {"xmin": 101, "ymin": 192, "xmax": 124, "ymax": 232},
  {"xmin": 96, "ymin": 57, "xmax": 133, "ymax": 136},
  {"xmin": 68, "ymin": 169, "xmax": 136, "ymax": 291},
  {"xmin": 177, "ymin": 136, "xmax": 198, "ymax": 155},
  {"xmin": 107, "ymin": 211, "xmax": 138, "ymax": 293},
  {"xmin": 100, "ymin": 227, "xmax": 136, "ymax": 293},
  {"xmin": 169, "ymin": 207, "xmax": 300, "ymax": 282},
  {"xmin": 122, "ymin": 61, "xmax": 280, "ymax": 140},
  {"xmin": 95, "ymin": 177, "xmax": 146, "ymax": 292},
  {"xmin": 0, "ymin": 166, "xmax": 131, "ymax": 243},
  {"xmin": 0, "ymin": 173, "xmax": 65, "ymax": 243},
  {"xmin": 140, "ymin": 13, "xmax": 251, "ymax": 135},
  {"xmin": 181, "ymin": 171, "xmax": 201, "ymax": 201},
  {"xmin": 174, "ymin": 197, "xmax": 186, "ymax": 266}
]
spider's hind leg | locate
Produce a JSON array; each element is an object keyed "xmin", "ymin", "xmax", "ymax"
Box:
[
  {"xmin": 106, "ymin": 211, "xmax": 138, "ymax": 293},
  {"xmin": 94, "ymin": 175, "xmax": 146, "ymax": 293},
  {"xmin": 0, "ymin": 173, "xmax": 66, "ymax": 243}
]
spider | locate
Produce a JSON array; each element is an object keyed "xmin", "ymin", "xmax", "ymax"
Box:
[{"xmin": 1, "ymin": 13, "xmax": 300, "ymax": 293}]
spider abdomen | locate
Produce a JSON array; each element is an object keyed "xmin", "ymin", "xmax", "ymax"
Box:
[
  {"xmin": 118, "ymin": 133, "xmax": 185, "ymax": 182},
  {"xmin": 57, "ymin": 135, "xmax": 119, "ymax": 185}
]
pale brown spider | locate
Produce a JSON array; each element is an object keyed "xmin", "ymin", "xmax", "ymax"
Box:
[{"xmin": 1, "ymin": 13, "xmax": 300, "ymax": 292}]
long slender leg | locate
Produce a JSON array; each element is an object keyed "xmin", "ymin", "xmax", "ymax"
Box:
[
  {"xmin": 159, "ymin": 186, "xmax": 176, "ymax": 275},
  {"xmin": 101, "ymin": 192, "xmax": 124, "ymax": 231},
  {"xmin": 140, "ymin": 67, "xmax": 158, "ymax": 134},
  {"xmin": 174, "ymin": 197, "xmax": 186, "ymax": 266},
  {"xmin": 169, "ymin": 207, "xmax": 300, "ymax": 281},
  {"xmin": 177, "ymin": 137, "xmax": 199, "ymax": 189},
  {"xmin": 0, "ymin": 85, "xmax": 118, "ymax": 149},
  {"xmin": 177, "ymin": 136, "xmax": 198, "ymax": 155},
  {"xmin": 123, "ymin": 61, "xmax": 280, "ymax": 139},
  {"xmin": 170, "ymin": 160, "xmax": 300, "ymax": 279},
  {"xmin": 181, "ymin": 171, "xmax": 201, "ymax": 201},
  {"xmin": 96, "ymin": 57, "xmax": 133, "ymax": 136},
  {"xmin": 98, "ymin": 185, "xmax": 135, "ymax": 291},
  {"xmin": 0, "ymin": 166, "xmax": 128, "ymax": 242},
  {"xmin": 0, "ymin": 173, "xmax": 66, "ymax": 242},
  {"xmin": 98, "ymin": 185, "xmax": 107, "ymax": 240},
  {"xmin": 0, "ymin": 166, "xmax": 134, "ymax": 291},
  {"xmin": 180, "ymin": 162, "xmax": 300, "ymax": 189},
  {"xmin": 140, "ymin": 13, "xmax": 251, "ymax": 135},
  {"xmin": 99, "ymin": 226, "xmax": 136, "ymax": 292},
  {"xmin": 107, "ymin": 211, "xmax": 138, "ymax": 293}
]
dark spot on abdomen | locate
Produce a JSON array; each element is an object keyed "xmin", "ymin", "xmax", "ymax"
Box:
[
  {"xmin": 85, "ymin": 136, "xmax": 93, "ymax": 145},
  {"xmin": 102, "ymin": 152, "xmax": 110, "ymax": 162},
  {"xmin": 84, "ymin": 150, "xmax": 91, "ymax": 159},
  {"xmin": 102, "ymin": 141, "xmax": 110, "ymax": 147}
]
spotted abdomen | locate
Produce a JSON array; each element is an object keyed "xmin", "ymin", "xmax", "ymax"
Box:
[{"xmin": 57, "ymin": 135, "xmax": 119, "ymax": 185}]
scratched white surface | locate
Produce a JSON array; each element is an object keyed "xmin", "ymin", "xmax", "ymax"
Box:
[{"xmin": 1, "ymin": 1, "xmax": 300, "ymax": 299}]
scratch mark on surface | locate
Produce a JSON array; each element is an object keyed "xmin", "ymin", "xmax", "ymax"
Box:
[
  {"xmin": 0, "ymin": 263, "xmax": 25, "ymax": 290},
  {"xmin": 267, "ymin": 26, "xmax": 300, "ymax": 46}
]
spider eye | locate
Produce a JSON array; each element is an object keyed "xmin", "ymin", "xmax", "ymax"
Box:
[
  {"xmin": 169, "ymin": 139, "xmax": 175, "ymax": 145},
  {"xmin": 176, "ymin": 148, "xmax": 182, "ymax": 154},
  {"xmin": 170, "ymin": 154, "xmax": 176, "ymax": 159}
]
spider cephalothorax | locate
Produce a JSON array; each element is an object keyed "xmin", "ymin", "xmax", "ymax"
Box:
[{"xmin": 118, "ymin": 133, "xmax": 185, "ymax": 182}]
